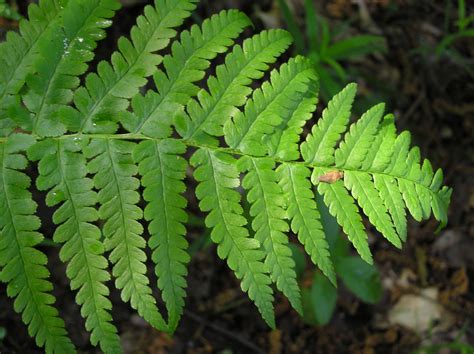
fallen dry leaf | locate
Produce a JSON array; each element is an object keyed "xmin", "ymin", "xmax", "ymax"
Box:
[{"xmin": 388, "ymin": 288, "xmax": 454, "ymax": 335}]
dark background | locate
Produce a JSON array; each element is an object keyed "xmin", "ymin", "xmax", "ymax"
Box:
[{"xmin": 0, "ymin": 0, "xmax": 473, "ymax": 353}]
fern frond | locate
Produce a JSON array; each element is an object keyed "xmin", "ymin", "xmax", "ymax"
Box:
[
  {"xmin": 0, "ymin": 1, "xmax": 453, "ymax": 349},
  {"xmin": 123, "ymin": 9, "xmax": 252, "ymax": 137},
  {"xmin": 85, "ymin": 138, "xmax": 167, "ymax": 332},
  {"xmin": 0, "ymin": 0, "xmax": 64, "ymax": 135},
  {"xmin": 277, "ymin": 163, "xmax": 336, "ymax": 285},
  {"xmin": 21, "ymin": 0, "xmax": 120, "ymax": 137},
  {"xmin": 29, "ymin": 139, "xmax": 121, "ymax": 353},
  {"xmin": 65, "ymin": 0, "xmax": 198, "ymax": 133},
  {"xmin": 239, "ymin": 156, "xmax": 302, "ymax": 314},
  {"xmin": 0, "ymin": 134, "xmax": 75, "ymax": 353},
  {"xmin": 224, "ymin": 56, "xmax": 316, "ymax": 158},
  {"xmin": 133, "ymin": 139, "xmax": 189, "ymax": 332},
  {"xmin": 191, "ymin": 148, "xmax": 275, "ymax": 328},
  {"xmin": 179, "ymin": 29, "xmax": 293, "ymax": 143}
]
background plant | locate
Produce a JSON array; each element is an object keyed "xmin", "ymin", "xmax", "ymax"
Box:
[
  {"xmin": 0, "ymin": 0, "xmax": 20, "ymax": 21},
  {"xmin": 276, "ymin": 0, "xmax": 386, "ymax": 102},
  {"xmin": 414, "ymin": 0, "xmax": 474, "ymax": 76}
]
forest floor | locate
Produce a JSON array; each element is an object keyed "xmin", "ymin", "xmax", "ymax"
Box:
[{"xmin": 0, "ymin": 0, "xmax": 473, "ymax": 353}]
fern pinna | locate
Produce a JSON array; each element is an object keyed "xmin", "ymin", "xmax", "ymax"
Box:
[{"xmin": 0, "ymin": 0, "xmax": 451, "ymax": 353}]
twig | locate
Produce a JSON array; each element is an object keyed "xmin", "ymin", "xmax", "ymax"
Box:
[
  {"xmin": 403, "ymin": 90, "xmax": 425, "ymax": 121},
  {"xmin": 183, "ymin": 310, "xmax": 265, "ymax": 354}
]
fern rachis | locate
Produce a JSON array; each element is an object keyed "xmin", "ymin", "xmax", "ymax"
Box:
[{"xmin": 0, "ymin": 0, "xmax": 451, "ymax": 353}]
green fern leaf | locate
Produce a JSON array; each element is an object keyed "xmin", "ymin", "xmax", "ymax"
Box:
[
  {"xmin": 191, "ymin": 148, "xmax": 275, "ymax": 328},
  {"xmin": 0, "ymin": 0, "xmax": 64, "ymax": 135},
  {"xmin": 133, "ymin": 139, "xmax": 189, "ymax": 332},
  {"xmin": 239, "ymin": 156, "xmax": 302, "ymax": 314},
  {"xmin": 85, "ymin": 138, "xmax": 167, "ymax": 332},
  {"xmin": 277, "ymin": 163, "xmax": 336, "ymax": 285},
  {"xmin": 123, "ymin": 9, "xmax": 252, "ymax": 137},
  {"xmin": 29, "ymin": 138, "xmax": 121, "ymax": 353},
  {"xmin": 65, "ymin": 0, "xmax": 198, "ymax": 133},
  {"xmin": 0, "ymin": 134, "xmax": 75, "ymax": 353},
  {"xmin": 179, "ymin": 29, "xmax": 292, "ymax": 143}
]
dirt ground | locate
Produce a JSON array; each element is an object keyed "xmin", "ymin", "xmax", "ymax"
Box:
[{"xmin": 0, "ymin": 0, "xmax": 473, "ymax": 353}]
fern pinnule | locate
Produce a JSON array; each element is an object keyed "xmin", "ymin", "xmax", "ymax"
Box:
[
  {"xmin": 344, "ymin": 171, "xmax": 401, "ymax": 248},
  {"xmin": 316, "ymin": 177, "xmax": 373, "ymax": 264},
  {"xmin": 29, "ymin": 138, "xmax": 121, "ymax": 353},
  {"xmin": 0, "ymin": 134, "xmax": 75, "ymax": 353},
  {"xmin": 85, "ymin": 139, "xmax": 167, "ymax": 332},
  {"xmin": 373, "ymin": 174, "xmax": 407, "ymax": 241},
  {"xmin": 191, "ymin": 149, "xmax": 276, "ymax": 328},
  {"xmin": 134, "ymin": 139, "xmax": 189, "ymax": 332},
  {"xmin": 277, "ymin": 163, "xmax": 336, "ymax": 285},
  {"xmin": 263, "ymin": 62, "xmax": 319, "ymax": 162},
  {"xmin": 239, "ymin": 156, "xmax": 302, "ymax": 315},
  {"xmin": 361, "ymin": 114, "xmax": 396, "ymax": 172}
]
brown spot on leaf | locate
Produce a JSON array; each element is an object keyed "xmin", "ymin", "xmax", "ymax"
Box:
[{"xmin": 319, "ymin": 170, "xmax": 344, "ymax": 183}]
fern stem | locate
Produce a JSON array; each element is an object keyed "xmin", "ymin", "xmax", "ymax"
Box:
[{"xmin": 0, "ymin": 133, "xmax": 445, "ymax": 198}]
